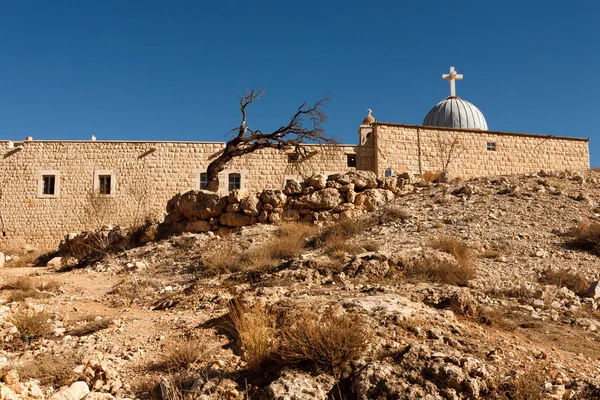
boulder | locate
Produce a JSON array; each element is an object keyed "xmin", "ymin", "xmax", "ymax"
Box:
[
  {"xmin": 283, "ymin": 179, "xmax": 304, "ymax": 195},
  {"xmin": 586, "ymin": 281, "xmax": 600, "ymax": 299},
  {"xmin": 2, "ymin": 370, "xmax": 19, "ymax": 385},
  {"xmin": 176, "ymin": 190, "xmax": 227, "ymax": 219},
  {"xmin": 261, "ymin": 189, "xmax": 287, "ymax": 210},
  {"xmin": 49, "ymin": 381, "xmax": 90, "ymax": 400},
  {"xmin": 219, "ymin": 212, "xmax": 250, "ymax": 227},
  {"xmin": 240, "ymin": 194, "xmax": 262, "ymax": 217},
  {"xmin": 354, "ymin": 189, "xmax": 395, "ymax": 211},
  {"xmin": 0, "ymin": 386, "xmax": 17, "ymax": 400},
  {"xmin": 296, "ymin": 188, "xmax": 344, "ymax": 210},
  {"xmin": 332, "ymin": 171, "xmax": 378, "ymax": 190},
  {"xmin": 306, "ymin": 173, "xmax": 327, "ymax": 190},
  {"xmin": 266, "ymin": 369, "xmax": 336, "ymax": 400},
  {"xmin": 227, "ymin": 190, "xmax": 244, "ymax": 204},
  {"xmin": 46, "ymin": 256, "xmax": 62, "ymax": 268}
]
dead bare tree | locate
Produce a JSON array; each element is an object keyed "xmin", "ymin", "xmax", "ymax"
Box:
[
  {"xmin": 205, "ymin": 90, "xmax": 335, "ymax": 192},
  {"xmin": 435, "ymin": 131, "xmax": 466, "ymax": 173}
]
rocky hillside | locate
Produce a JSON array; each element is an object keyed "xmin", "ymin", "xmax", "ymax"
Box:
[{"xmin": 1, "ymin": 170, "xmax": 600, "ymax": 400}]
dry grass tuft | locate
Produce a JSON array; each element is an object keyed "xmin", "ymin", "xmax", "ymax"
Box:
[
  {"xmin": 226, "ymin": 299, "xmax": 276, "ymax": 372},
  {"xmin": 203, "ymin": 223, "xmax": 316, "ymax": 274},
  {"xmin": 10, "ymin": 310, "xmax": 52, "ymax": 343},
  {"xmin": 159, "ymin": 339, "xmax": 212, "ymax": 371},
  {"xmin": 496, "ymin": 368, "xmax": 546, "ymax": 400},
  {"xmin": 402, "ymin": 258, "xmax": 476, "ymax": 286},
  {"xmin": 362, "ymin": 240, "xmax": 381, "ymax": 252},
  {"xmin": 570, "ymin": 219, "xmax": 600, "ymax": 253},
  {"xmin": 1, "ymin": 277, "xmax": 36, "ymax": 291},
  {"xmin": 111, "ymin": 277, "xmax": 158, "ymax": 306},
  {"xmin": 323, "ymin": 236, "xmax": 362, "ymax": 258},
  {"xmin": 432, "ymin": 235, "xmax": 476, "ymax": 268},
  {"xmin": 279, "ymin": 309, "xmax": 370, "ymax": 376},
  {"xmin": 539, "ymin": 268, "xmax": 589, "ymax": 297},
  {"xmin": 379, "ymin": 205, "xmax": 412, "ymax": 224},
  {"xmin": 19, "ymin": 351, "xmax": 80, "ymax": 386},
  {"xmin": 203, "ymin": 246, "xmax": 243, "ymax": 275},
  {"xmin": 314, "ymin": 217, "xmax": 377, "ymax": 258},
  {"xmin": 476, "ymin": 306, "xmax": 517, "ymax": 331}
]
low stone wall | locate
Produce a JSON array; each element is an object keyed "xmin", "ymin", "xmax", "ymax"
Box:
[{"xmin": 162, "ymin": 171, "xmax": 415, "ymax": 234}]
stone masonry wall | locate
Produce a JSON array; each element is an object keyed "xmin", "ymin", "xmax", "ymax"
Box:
[
  {"xmin": 374, "ymin": 124, "xmax": 590, "ymax": 178},
  {"xmin": 0, "ymin": 141, "xmax": 367, "ymax": 248}
]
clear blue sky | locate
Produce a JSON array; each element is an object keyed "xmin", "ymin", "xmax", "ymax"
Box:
[{"xmin": 1, "ymin": 1, "xmax": 599, "ymax": 164}]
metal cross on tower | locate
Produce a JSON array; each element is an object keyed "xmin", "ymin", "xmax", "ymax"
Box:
[{"xmin": 442, "ymin": 66, "xmax": 463, "ymax": 97}]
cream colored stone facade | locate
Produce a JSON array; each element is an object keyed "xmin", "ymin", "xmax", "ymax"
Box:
[
  {"xmin": 373, "ymin": 123, "xmax": 589, "ymax": 178},
  {"xmin": 0, "ymin": 122, "xmax": 589, "ymax": 248}
]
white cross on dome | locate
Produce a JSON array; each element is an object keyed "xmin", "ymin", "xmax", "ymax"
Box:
[{"xmin": 442, "ymin": 66, "xmax": 463, "ymax": 97}]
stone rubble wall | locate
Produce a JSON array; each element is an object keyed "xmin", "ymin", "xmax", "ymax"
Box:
[
  {"xmin": 0, "ymin": 141, "xmax": 367, "ymax": 248},
  {"xmin": 162, "ymin": 171, "xmax": 411, "ymax": 234},
  {"xmin": 374, "ymin": 124, "xmax": 590, "ymax": 178}
]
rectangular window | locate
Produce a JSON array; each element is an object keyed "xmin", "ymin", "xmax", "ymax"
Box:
[
  {"xmin": 42, "ymin": 175, "xmax": 56, "ymax": 195},
  {"xmin": 228, "ymin": 173, "xmax": 241, "ymax": 191},
  {"xmin": 287, "ymin": 153, "xmax": 299, "ymax": 163},
  {"xmin": 98, "ymin": 175, "xmax": 112, "ymax": 194},
  {"xmin": 347, "ymin": 154, "xmax": 357, "ymax": 168},
  {"xmin": 486, "ymin": 142, "xmax": 497, "ymax": 151},
  {"xmin": 199, "ymin": 173, "xmax": 207, "ymax": 189}
]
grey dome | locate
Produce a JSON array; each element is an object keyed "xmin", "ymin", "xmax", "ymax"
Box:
[{"xmin": 423, "ymin": 96, "xmax": 488, "ymax": 130}]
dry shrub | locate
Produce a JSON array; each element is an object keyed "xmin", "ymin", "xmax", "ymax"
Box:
[
  {"xmin": 2, "ymin": 277, "xmax": 36, "ymax": 291},
  {"xmin": 539, "ymin": 268, "xmax": 589, "ymax": 297},
  {"xmin": 203, "ymin": 246, "xmax": 242, "ymax": 275},
  {"xmin": 476, "ymin": 306, "xmax": 516, "ymax": 331},
  {"xmin": 496, "ymin": 368, "xmax": 546, "ymax": 400},
  {"xmin": 268, "ymin": 223, "xmax": 315, "ymax": 260},
  {"xmin": 38, "ymin": 280, "xmax": 61, "ymax": 292},
  {"xmin": 317, "ymin": 216, "xmax": 378, "ymax": 246},
  {"xmin": 403, "ymin": 258, "xmax": 475, "ymax": 286},
  {"xmin": 432, "ymin": 235, "xmax": 476, "ymax": 268},
  {"xmin": 67, "ymin": 318, "xmax": 113, "ymax": 337},
  {"xmin": 20, "ymin": 351, "xmax": 80, "ymax": 386},
  {"xmin": 159, "ymin": 339, "xmax": 212, "ymax": 371},
  {"xmin": 323, "ymin": 236, "xmax": 362, "ymax": 258},
  {"xmin": 379, "ymin": 205, "xmax": 411, "ymax": 224},
  {"xmin": 10, "ymin": 310, "xmax": 52, "ymax": 343},
  {"xmin": 571, "ymin": 219, "xmax": 600, "ymax": 252},
  {"xmin": 481, "ymin": 243, "xmax": 514, "ymax": 260},
  {"xmin": 7, "ymin": 290, "xmax": 46, "ymax": 303},
  {"xmin": 226, "ymin": 300, "xmax": 276, "ymax": 372},
  {"xmin": 112, "ymin": 277, "xmax": 158, "ymax": 306},
  {"xmin": 362, "ymin": 240, "xmax": 381, "ymax": 252},
  {"xmin": 486, "ymin": 285, "xmax": 534, "ymax": 302},
  {"xmin": 2, "ymin": 250, "xmax": 46, "ymax": 268},
  {"xmin": 279, "ymin": 309, "xmax": 370, "ymax": 376}
]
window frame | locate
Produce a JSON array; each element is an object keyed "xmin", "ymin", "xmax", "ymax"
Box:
[
  {"xmin": 93, "ymin": 170, "xmax": 116, "ymax": 197},
  {"xmin": 486, "ymin": 142, "xmax": 497, "ymax": 152},
  {"xmin": 37, "ymin": 170, "xmax": 60, "ymax": 198},
  {"xmin": 228, "ymin": 173, "xmax": 241, "ymax": 191},
  {"xmin": 199, "ymin": 172, "xmax": 208, "ymax": 190},
  {"xmin": 346, "ymin": 153, "xmax": 357, "ymax": 168}
]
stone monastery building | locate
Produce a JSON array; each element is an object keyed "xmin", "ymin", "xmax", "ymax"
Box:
[{"xmin": 0, "ymin": 67, "xmax": 590, "ymax": 247}]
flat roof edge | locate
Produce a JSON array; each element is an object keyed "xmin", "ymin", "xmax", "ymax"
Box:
[{"xmin": 373, "ymin": 123, "xmax": 590, "ymax": 142}]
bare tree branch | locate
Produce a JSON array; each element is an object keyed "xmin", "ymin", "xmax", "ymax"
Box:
[
  {"xmin": 205, "ymin": 90, "xmax": 334, "ymax": 192},
  {"xmin": 435, "ymin": 132, "xmax": 465, "ymax": 173}
]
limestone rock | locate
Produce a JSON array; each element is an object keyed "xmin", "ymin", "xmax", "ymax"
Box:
[
  {"xmin": 240, "ymin": 194, "xmax": 262, "ymax": 217},
  {"xmin": 332, "ymin": 171, "xmax": 378, "ymax": 190},
  {"xmin": 219, "ymin": 213, "xmax": 250, "ymax": 227},
  {"xmin": 283, "ymin": 179, "xmax": 304, "ymax": 195},
  {"xmin": 227, "ymin": 190, "xmax": 244, "ymax": 204},
  {"xmin": 46, "ymin": 256, "xmax": 63, "ymax": 268},
  {"xmin": 586, "ymin": 281, "xmax": 600, "ymax": 299},
  {"xmin": 261, "ymin": 189, "xmax": 287, "ymax": 210},
  {"xmin": 2, "ymin": 370, "xmax": 18, "ymax": 385},
  {"xmin": 306, "ymin": 173, "xmax": 327, "ymax": 190},
  {"xmin": 296, "ymin": 188, "xmax": 344, "ymax": 210},
  {"xmin": 266, "ymin": 369, "xmax": 336, "ymax": 400},
  {"xmin": 49, "ymin": 381, "xmax": 90, "ymax": 400},
  {"xmin": 177, "ymin": 190, "xmax": 227, "ymax": 219},
  {"xmin": 0, "ymin": 386, "xmax": 17, "ymax": 400},
  {"xmin": 0, "ymin": 252, "xmax": 4, "ymax": 268},
  {"xmin": 354, "ymin": 189, "xmax": 395, "ymax": 211}
]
